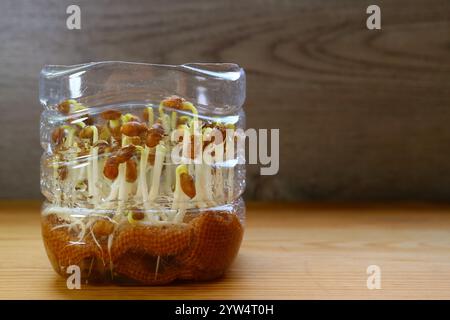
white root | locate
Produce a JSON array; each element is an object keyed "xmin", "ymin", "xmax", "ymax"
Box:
[
  {"xmin": 107, "ymin": 233, "xmax": 114, "ymax": 279},
  {"xmin": 44, "ymin": 206, "xmax": 111, "ymax": 217},
  {"xmin": 87, "ymin": 257, "xmax": 95, "ymax": 277},
  {"xmin": 90, "ymin": 228, "xmax": 105, "ymax": 265},
  {"xmin": 52, "ymin": 219, "xmax": 87, "ymax": 243},
  {"xmin": 51, "ymin": 223, "xmax": 74, "ymax": 232},
  {"xmin": 154, "ymin": 255, "xmax": 161, "ymax": 280}
]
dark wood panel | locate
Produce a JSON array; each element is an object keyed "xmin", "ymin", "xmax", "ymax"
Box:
[{"xmin": 1, "ymin": 0, "xmax": 450, "ymax": 200}]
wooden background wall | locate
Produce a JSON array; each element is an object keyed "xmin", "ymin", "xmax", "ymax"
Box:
[{"xmin": 1, "ymin": 0, "xmax": 450, "ymax": 201}]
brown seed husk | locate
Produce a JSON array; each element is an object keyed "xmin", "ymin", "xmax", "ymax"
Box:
[
  {"xmin": 42, "ymin": 210, "xmax": 243, "ymax": 285},
  {"xmin": 101, "ymin": 109, "xmax": 121, "ymax": 120},
  {"xmin": 126, "ymin": 159, "xmax": 138, "ymax": 183}
]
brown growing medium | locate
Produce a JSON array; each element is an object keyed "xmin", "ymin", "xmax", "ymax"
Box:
[
  {"xmin": 42, "ymin": 211, "xmax": 243, "ymax": 285},
  {"xmin": 41, "ymin": 215, "xmax": 103, "ymax": 272},
  {"xmin": 111, "ymin": 223, "xmax": 193, "ymax": 259},
  {"xmin": 177, "ymin": 211, "xmax": 244, "ymax": 280}
]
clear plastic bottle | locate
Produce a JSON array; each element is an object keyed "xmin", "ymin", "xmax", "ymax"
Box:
[{"xmin": 39, "ymin": 62, "xmax": 246, "ymax": 284}]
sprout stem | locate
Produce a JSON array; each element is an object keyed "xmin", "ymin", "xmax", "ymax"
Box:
[
  {"xmin": 171, "ymin": 112, "xmax": 177, "ymax": 131},
  {"xmin": 214, "ymin": 142, "xmax": 225, "ymax": 202},
  {"xmin": 106, "ymin": 178, "xmax": 119, "ymax": 202},
  {"xmin": 118, "ymin": 163, "xmax": 127, "ymax": 202},
  {"xmin": 91, "ymin": 126, "xmax": 99, "ymax": 205},
  {"xmin": 173, "ymin": 164, "xmax": 190, "ymax": 222},
  {"xmin": 146, "ymin": 106, "xmax": 154, "ymax": 127},
  {"xmin": 87, "ymin": 154, "xmax": 93, "ymax": 202},
  {"xmin": 154, "ymin": 255, "xmax": 161, "ymax": 280},
  {"xmin": 225, "ymin": 129, "xmax": 235, "ymax": 202},
  {"xmin": 149, "ymin": 144, "xmax": 166, "ymax": 202},
  {"xmin": 139, "ymin": 146, "xmax": 150, "ymax": 204}
]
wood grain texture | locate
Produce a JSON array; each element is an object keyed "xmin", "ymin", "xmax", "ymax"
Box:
[
  {"xmin": 1, "ymin": 1, "xmax": 450, "ymax": 200},
  {"xmin": 1, "ymin": 201, "xmax": 450, "ymax": 299}
]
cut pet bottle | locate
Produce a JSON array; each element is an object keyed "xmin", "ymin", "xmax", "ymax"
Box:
[{"xmin": 39, "ymin": 62, "xmax": 246, "ymax": 284}]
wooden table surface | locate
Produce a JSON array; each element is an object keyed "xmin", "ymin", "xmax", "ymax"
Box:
[{"xmin": 1, "ymin": 201, "xmax": 450, "ymax": 300}]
